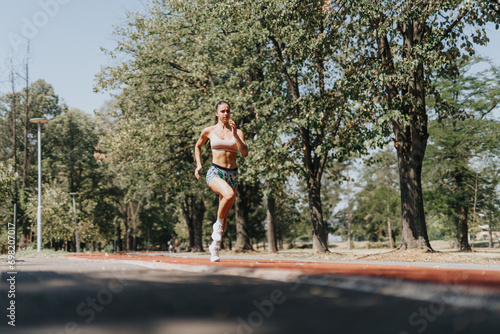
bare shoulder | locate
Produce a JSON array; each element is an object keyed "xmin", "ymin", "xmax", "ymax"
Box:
[
  {"xmin": 196, "ymin": 126, "xmax": 214, "ymax": 147},
  {"xmin": 201, "ymin": 126, "xmax": 215, "ymax": 138}
]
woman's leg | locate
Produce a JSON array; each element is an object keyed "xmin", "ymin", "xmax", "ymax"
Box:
[
  {"xmin": 219, "ymin": 192, "xmax": 236, "ymax": 233},
  {"xmin": 209, "ymin": 178, "xmax": 237, "ymax": 226},
  {"xmin": 219, "ymin": 195, "xmax": 227, "ymax": 232},
  {"xmin": 208, "ymin": 178, "xmax": 236, "ymax": 262}
]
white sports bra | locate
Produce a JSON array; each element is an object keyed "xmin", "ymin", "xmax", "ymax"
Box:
[{"xmin": 210, "ymin": 132, "xmax": 238, "ymax": 153}]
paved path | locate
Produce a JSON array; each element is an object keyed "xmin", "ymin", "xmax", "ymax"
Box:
[
  {"xmin": 1, "ymin": 256, "xmax": 499, "ymax": 334},
  {"xmin": 74, "ymin": 252, "xmax": 500, "ymax": 288}
]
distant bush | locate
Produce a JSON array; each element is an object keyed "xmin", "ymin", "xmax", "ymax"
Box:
[{"xmin": 103, "ymin": 244, "xmax": 114, "ymax": 253}]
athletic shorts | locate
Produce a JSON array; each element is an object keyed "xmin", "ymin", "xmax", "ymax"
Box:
[{"xmin": 206, "ymin": 163, "xmax": 238, "ymax": 189}]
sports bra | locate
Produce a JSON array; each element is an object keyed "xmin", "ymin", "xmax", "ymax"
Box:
[{"xmin": 210, "ymin": 132, "xmax": 238, "ymax": 153}]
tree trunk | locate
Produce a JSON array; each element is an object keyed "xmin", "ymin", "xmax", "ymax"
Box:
[
  {"xmin": 130, "ymin": 202, "xmax": 142, "ymax": 251},
  {"xmin": 459, "ymin": 206, "xmax": 471, "ymax": 251},
  {"xmin": 396, "ymin": 145, "xmax": 432, "ymax": 250},
  {"xmin": 307, "ymin": 174, "xmax": 329, "ymax": 253},
  {"xmin": 387, "ymin": 216, "xmax": 394, "ymax": 249},
  {"xmin": 182, "ymin": 194, "xmax": 205, "ymax": 252},
  {"xmin": 19, "ymin": 233, "xmax": 27, "ymax": 250},
  {"xmin": 488, "ymin": 226, "xmax": 493, "ymax": 248},
  {"xmin": 453, "ymin": 170, "xmax": 471, "ymax": 251},
  {"xmin": 270, "ymin": 37, "xmax": 329, "ymax": 253},
  {"xmin": 22, "ymin": 55, "xmax": 30, "ymax": 188},
  {"xmin": 10, "ymin": 62, "xmax": 19, "ymax": 253},
  {"xmin": 117, "ymin": 220, "xmax": 122, "ymax": 252},
  {"xmin": 193, "ymin": 198, "xmax": 205, "ymax": 252},
  {"xmin": 373, "ymin": 18, "xmax": 432, "ymax": 251},
  {"xmin": 10, "ymin": 59, "xmax": 18, "ymax": 176},
  {"xmin": 124, "ymin": 203, "xmax": 130, "ymax": 251},
  {"xmin": 346, "ymin": 177, "xmax": 352, "ymax": 250},
  {"xmin": 30, "ymin": 222, "xmax": 33, "ymax": 245},
  {"xmin": 234, "ymin": 184, "xmax": 253, "ymax": 251},
  {"xmin": 387, "ymin": 203, "xmax": 394, "ymax": 249},
  {"xmin": 187, "ymin": 218, "xmax": 194, "ymax": 250},
  {"xmin": 395, "ymin": 22, "xmax": 432, "ymax": 251},
  {"xmin": 266, "ymin": 194, "xmax": 278, "ymax": 254}
]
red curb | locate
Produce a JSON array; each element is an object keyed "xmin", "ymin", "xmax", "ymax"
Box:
[{"xmin": 68, "ymin": 254, "xmax": 500, "ymax": 289}]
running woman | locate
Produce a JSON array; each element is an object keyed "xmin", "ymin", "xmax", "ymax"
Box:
[{"xmin": 194, "ymin": 101, "xmax": 248, "ymax": 262}]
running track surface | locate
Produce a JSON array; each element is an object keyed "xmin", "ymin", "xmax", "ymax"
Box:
[{"xmin": 69, "ymin": 253, "xmax": 500, "ymax": 289}]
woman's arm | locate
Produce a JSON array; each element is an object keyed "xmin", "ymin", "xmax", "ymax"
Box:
[
  {"xmin": 229, "ymin": 121, "xmax": 248, "ymax": 158},
  {"xmin": 194, "ymin": 128, "xmax": 210, "ymax": 179}
]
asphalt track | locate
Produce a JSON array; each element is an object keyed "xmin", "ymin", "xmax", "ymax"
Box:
[{"xmin": 1, "ymin": 254, "xmax": 500, "ymax": 334}]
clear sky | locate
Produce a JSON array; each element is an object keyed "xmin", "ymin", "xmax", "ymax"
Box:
[
  {"xmin": 0, "ymin": 0, "xmax": 149, "ymax": 113},
  {"xmin": 0, "ymin": 0, "xmax": 499, "ymax": 115}
]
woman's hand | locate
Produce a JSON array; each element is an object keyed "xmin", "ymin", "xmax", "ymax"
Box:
[
  {"xmin": 195, "ymin": 165, "xmax": 202, "ymax": 180},
  {"xmin": 229, "ymin": 120, "xmax": 237, "ymax": 137},
  {"xmin": 230, "ymin": 121, "xmax": 249, "ymax": 158}
]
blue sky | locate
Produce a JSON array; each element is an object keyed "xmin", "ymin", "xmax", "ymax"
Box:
[
  {"xmin": 1, "ymin": 0, "xmax": 499, "ymax": 115},
  {"xmin": 0, "ymin": 0, "xmax": 148, "ymax": 113}
]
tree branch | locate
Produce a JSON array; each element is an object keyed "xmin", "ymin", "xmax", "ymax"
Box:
[
  {"xmin": 269, "ymin": 36, "xmax": 300, "ymax": 101},
  {"xmin": 431, "ymin": 10, "xmax": 468, "ymax": 51}
]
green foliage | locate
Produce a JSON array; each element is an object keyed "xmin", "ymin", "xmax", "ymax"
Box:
[
  {"xmin": 44, "ymin": 109, "xmax": 102, "ymax": 190},
  {"xmin": 424, "ymin": 117, "xmax": 500, "ymax": 239},
  {"xmin": 26, "ymin": 183, "xmax": 73, "ymax": 244},
  {"xmin": 4, "ymin": 1, "xmax": 500, "ymax": 252},
  {"xmin": 341, "ymin": 0, "xmax": 500, "ymax": 249},
  {"xmin": 0, "ymin": 163, "xmax": 17, "ymax": 201},
  {"xmin": 351, "ymin": 148, "xmax": 401, "ymax": 242},
  {"xmin": 93, "ymin": 0, "xmax": 500, "ymax": 250},
  {"xmin": 42, "ymin": 108, "xmax": 116, "ymax": 246},
  {"xmin": 25, "ymin": 79, "xmax": 66, "ymax": 119},
  {"xmin": 0, "ymin": 79, "xmax": 67, "ymax": 248},
  {"xmin": 424, "ymin": 58, "xmax": 500, "ymax": 245},
  {"xmin": 345, "ymin": 0, "xmax": 498, "ymax": 118},
  {"xmin": 272, "ymin": 187, "xmax": 307, "ymax": 245},
  {"xmin": 0, "ymin": 163, "xmax": 18, "ymax": 253}
]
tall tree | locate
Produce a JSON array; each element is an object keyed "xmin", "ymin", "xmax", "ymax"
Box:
[
  {"xmin": 424, "ymin": 58, "xmax": 500, "ymax": 250},
  {"xmin": 21, "ymin": 44, "xmax": 31, "ymax": 188},
  {"xmin": 44, "ymin": 109, "xmax": 102, "ymax": 192},
  {"xmin": 345, "ymin": 0, "xmax": 500, "ymax": 250},
  {"xmin": 425, "ymin": 118, "xmax": 500, "ymax": 250},
  {"xmin": 96, "ymin": 0, "xmax": 269, "ymax": 251},
  {"xmin": 221, "ymin": 0, "xmax": 378, "ymax": 253},
  {"xmin": 0, "ymin": 79, "xmax": 66, "ymax": 248},
  {"xmin": 43, "ymin": 108, "xmax": 105, "ymax": 251}
]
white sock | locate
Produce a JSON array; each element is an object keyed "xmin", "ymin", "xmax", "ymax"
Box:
[{"xmin": 216, "ymin": 217, "xmax": 224, "ymax": 225}]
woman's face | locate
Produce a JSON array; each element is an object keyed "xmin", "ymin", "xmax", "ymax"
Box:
[{"xmin": 216, "ymin": 104, "xmax": 230, "ymax": 124}]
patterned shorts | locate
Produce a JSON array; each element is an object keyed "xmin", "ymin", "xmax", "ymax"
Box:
[{"xmin": 206, "ymin": 163, "xmax": 238, "ymax": 189}]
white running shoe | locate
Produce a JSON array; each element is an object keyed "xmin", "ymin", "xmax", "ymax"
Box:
[
  {"xmin": 209, "ymin": 241, "xmax": 220, "ymax": 262},
  {"xmin": 211, "ymin": 222, "xmax": 223, "ymax": 242}
]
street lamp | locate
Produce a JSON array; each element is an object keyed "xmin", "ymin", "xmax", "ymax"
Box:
[
  {"xmin": 30, "ymin": 118, "xmax": 48, "ymax": 252},
  {"xmin": 69, "ymin": 192, "xmax": 79, "ymax": 252}
]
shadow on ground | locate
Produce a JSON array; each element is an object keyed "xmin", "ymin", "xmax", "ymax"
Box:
[{"xmin": 1, "ymin": 260, "xmax": 499, "ymax": 334}]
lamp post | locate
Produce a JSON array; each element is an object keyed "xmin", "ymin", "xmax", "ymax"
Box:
[
  {"xmin": 69, "ymin": 192, "xmax": 79, "ymax": 252},
  {"xmin": 30, "ymin": 118, "xmax": 48, "ymax": 252}
]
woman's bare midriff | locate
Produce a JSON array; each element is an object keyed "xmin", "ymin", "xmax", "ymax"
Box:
[{"xmin": 212, "ymin": 150, "xmax": 237, "ymax": 169}]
